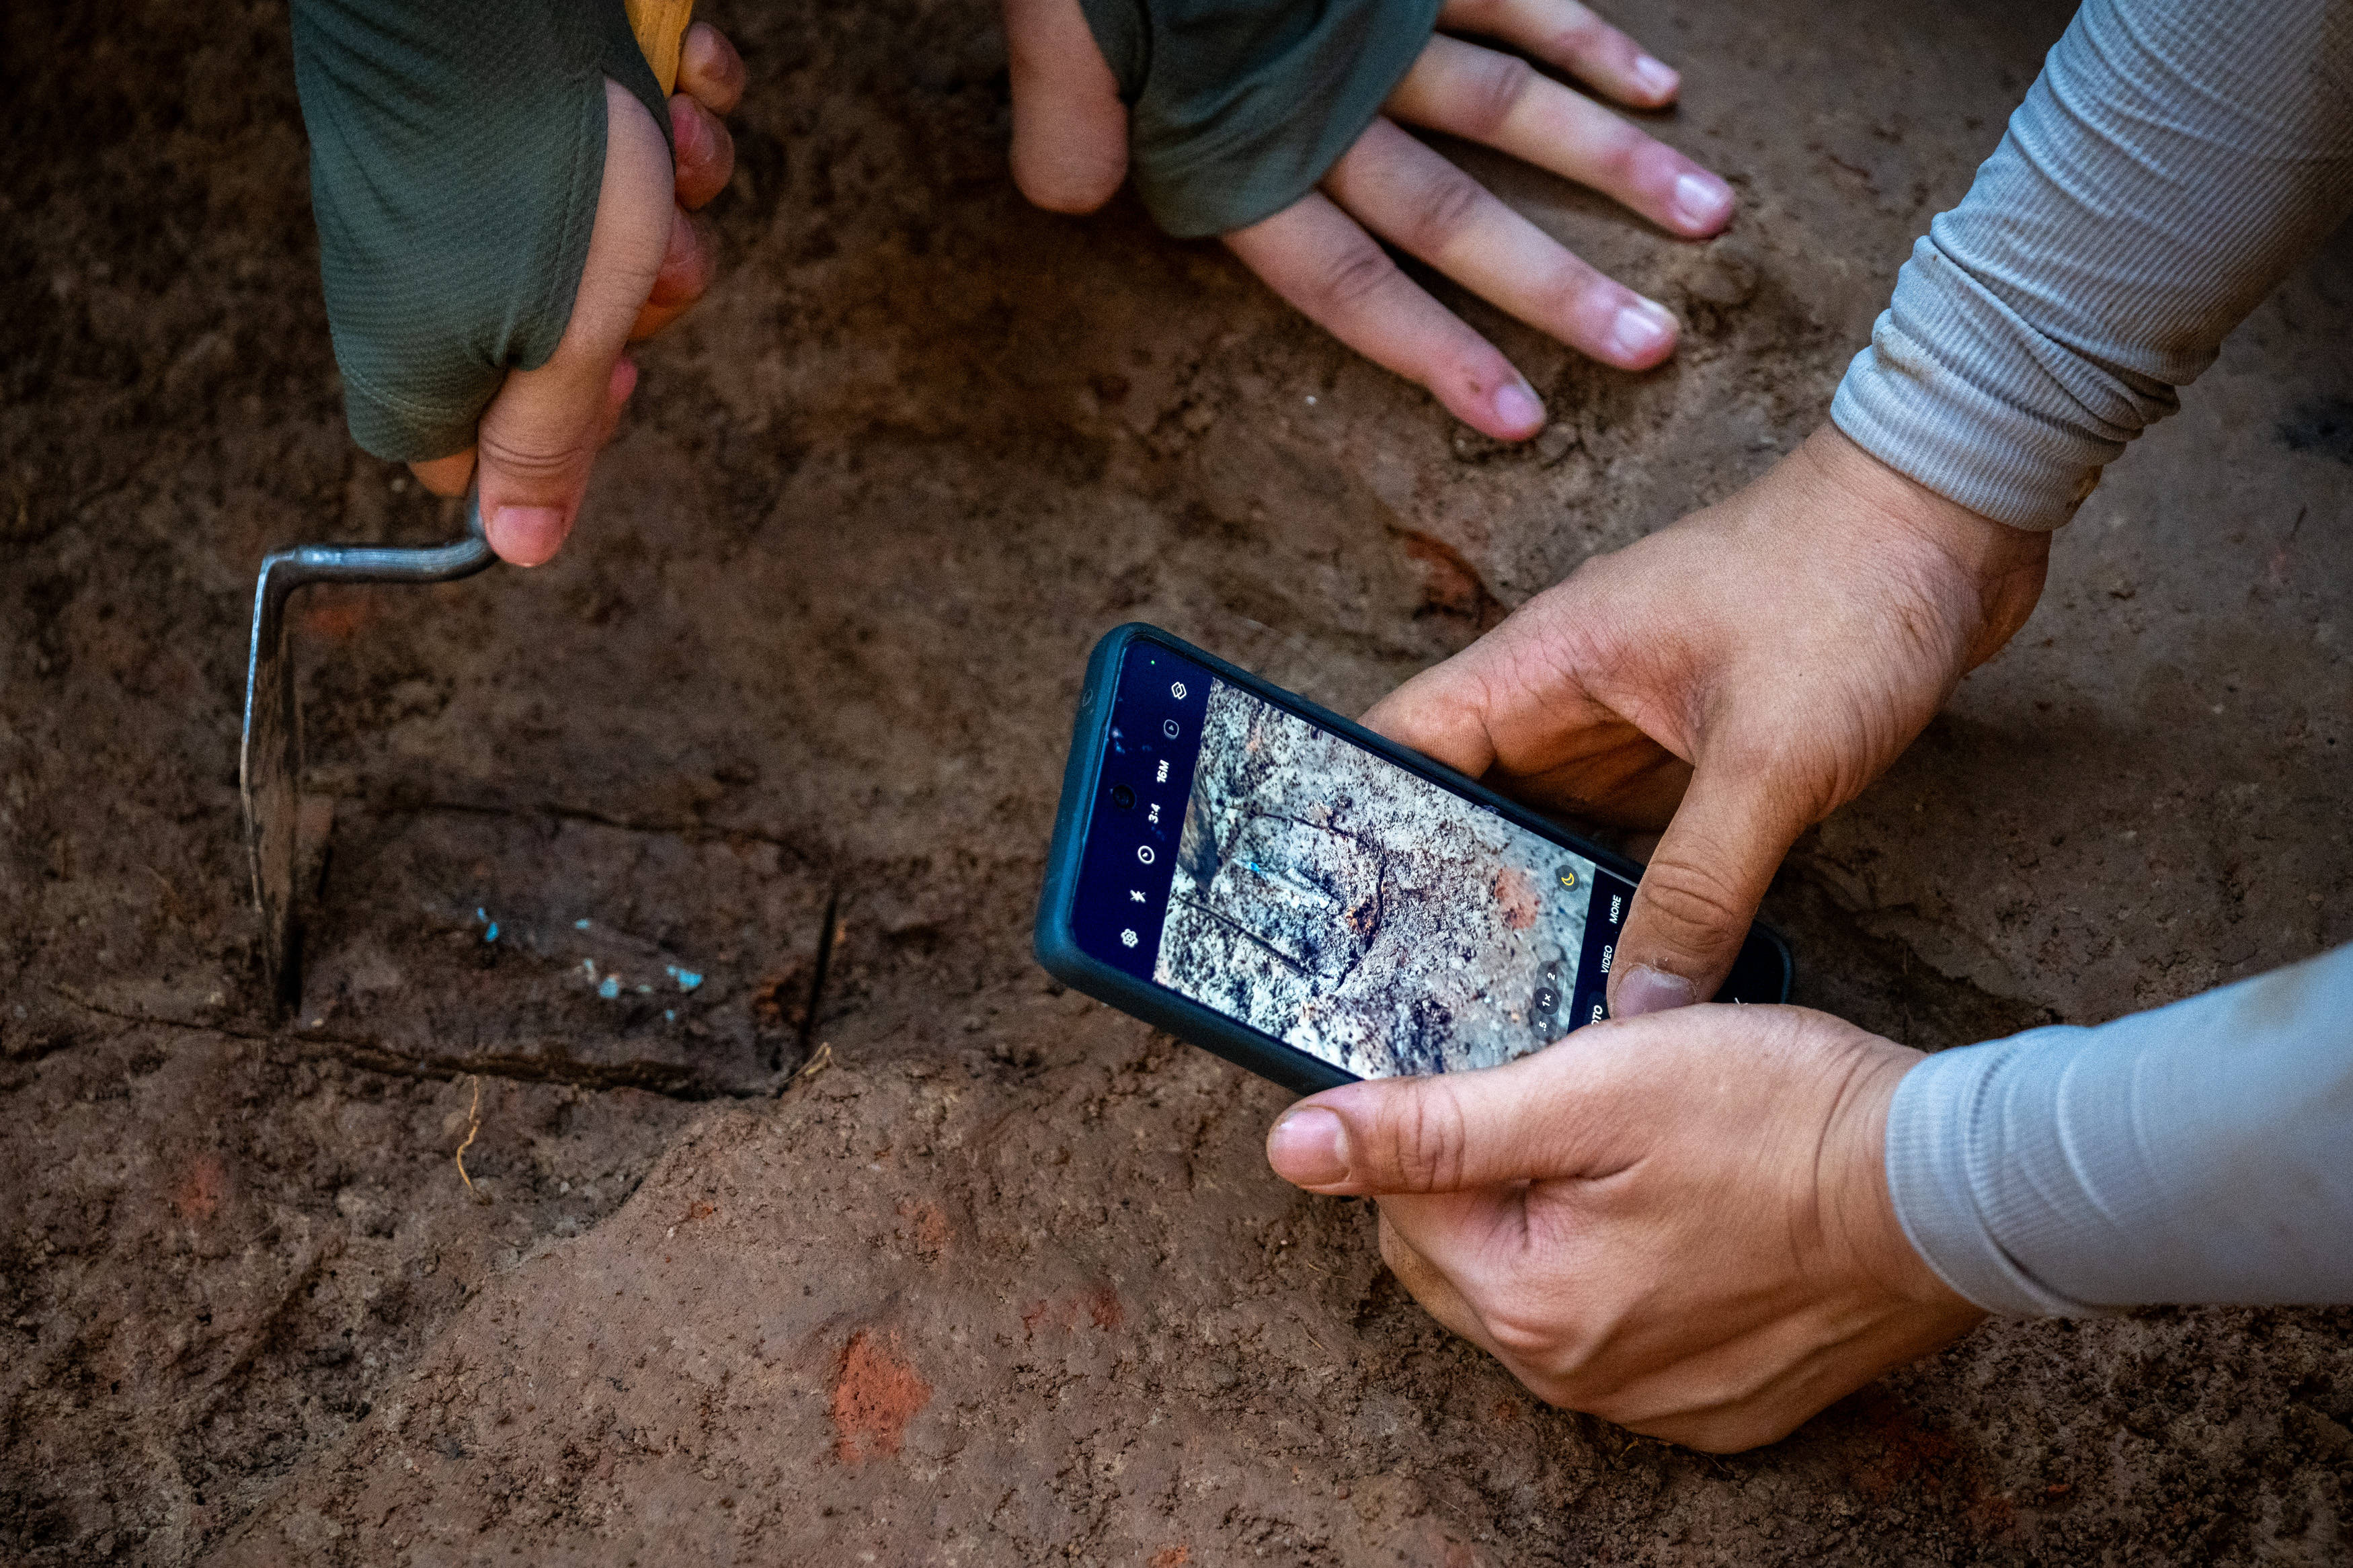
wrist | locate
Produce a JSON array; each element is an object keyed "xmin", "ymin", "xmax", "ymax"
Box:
[
  {"xmin": 1830, "ymin": 1044, "xmax": 1977, "ymax": 1314},
  {"xmin": 1792, "ymin": 425, "xmax": 2052, "ymax": 671}
]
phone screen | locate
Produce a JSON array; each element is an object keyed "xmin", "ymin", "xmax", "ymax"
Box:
[{"xmin": 1071, "ymin": 641, "xmax": 1636, "ymax": 1079}]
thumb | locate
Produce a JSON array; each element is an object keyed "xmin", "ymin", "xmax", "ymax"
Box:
[
  {"xmin": 1606, "ymin": 760, "xmax": 1805, "ymax": 1016},
  {"xmin": 1266, "ymin": 1046, "xmax": 1622, "ymax": 1196},
  {"xmin": 1003, "ymin": 0, "xmax": 1129, "ymax": 212},
  {"xmin": 473, "ymin": 80, "xmax": 675, "ymax": 567}
]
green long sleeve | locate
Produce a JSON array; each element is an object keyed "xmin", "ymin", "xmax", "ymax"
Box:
[
  {"xmin": 1077, "ymin": 0, "xmax": 1443, "ymax": 238},
  {"xmin": 291, "ymin": 0, "xmax": 671, "ymax": 462}
]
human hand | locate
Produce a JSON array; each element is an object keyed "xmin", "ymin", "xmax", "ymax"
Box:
[
  {"xmin": 1003, "ymin": 0, "xmax": 1736, "ymax": 440},
  {"xmin": 407, "ymin": 24, "xmax": 744, "ymax": 567},
  {"xmin": 1265, "ymin": 1004, "xmax": 1985, "ymax": 1452},
  {"xmin": 1364, "ymin": 426, "xmax": 2052, "ymax": 1014}
]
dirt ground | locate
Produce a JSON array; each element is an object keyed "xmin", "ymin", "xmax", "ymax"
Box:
[{"xmin": 5, "ymin": 0, "xmax": 2350, "ymax": 1561}]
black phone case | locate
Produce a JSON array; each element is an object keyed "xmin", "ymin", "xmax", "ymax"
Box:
[{"xmin": 1034, "ymin": 624, "xmax": 1794, "ymax": 1096}]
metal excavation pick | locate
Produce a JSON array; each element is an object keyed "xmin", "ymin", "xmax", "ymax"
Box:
[
  {"xmin": 238, "ymin": 502, "xmax": 497, "ymax": 1015},
  {"xmin": 238, "ymin": 0, "xmax": 689, "ymax": 1014}
]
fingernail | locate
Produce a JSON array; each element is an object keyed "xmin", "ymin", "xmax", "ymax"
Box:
[
  {"xmin": 1268, "ymin": 1106, "xmax": 1349, "ymax": 1187},
  {"xmin": 1671, "ymin": 171, "xmax": 1734, "ymax": 231},
  {"xmin": 1634, "ymin": 55, "xmax": 1678, "ymax": 99},
  {"xmin": 1609, "ymin": 300, "xmax": 1676, "ymax": 361},
  {"xmin": 1611, "ymin": 964, "xmax": 1698, "ymax": 1018},
  {"xmin": 1492, "ymin": 379, "xmax": 1545, "ymax": 434},
  {"xmin": 488, "ymin": 505, "xmax": 566, "ymax": 568}
]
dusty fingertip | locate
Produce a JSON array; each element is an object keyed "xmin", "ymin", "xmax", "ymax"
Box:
[
  {"xmin": 1671, "ymin": 172, "xmax": 1735, "ymax": 235},
  {"xmin": 1492, "ymin": 379, "xmax": 1546, "ymax": 438},
  {"xmin": 1633, "ymin": 55, "xmax": 1679, "ymax": 103},
  {"xmin": 1267, "ymin": 1105, "xmax": 1351, "ymax": 1188},
  {"xmin": 1607, "ymin": 300, "xmax": 1678, "ymax": 366}
]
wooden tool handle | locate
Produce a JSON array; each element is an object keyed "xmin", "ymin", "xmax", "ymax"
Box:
[{"xmin": 623, "ymin": 0, "xmax": 695, "ymax": 95}]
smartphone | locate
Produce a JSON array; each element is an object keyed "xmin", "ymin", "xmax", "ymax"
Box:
[{"xmin": 1034, "ymin": 624, "xmax": 1794, "ymax": 1095}]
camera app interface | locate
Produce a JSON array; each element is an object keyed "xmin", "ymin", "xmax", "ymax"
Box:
[{"xmin": 1072, "ymin": 643, "xmax": 1634, "ymax": 1079}]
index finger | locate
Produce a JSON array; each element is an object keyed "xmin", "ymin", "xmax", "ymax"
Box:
[
  {"xmin": 1362, "ymin": 599, "xmax": 1692, "ymax": 825},
  {"xmin": 1362, "ymin": 649, "xmax": 1508, "ymax": 777}
]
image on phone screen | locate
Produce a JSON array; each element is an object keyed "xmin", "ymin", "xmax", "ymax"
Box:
[{"xmin": 1068, "ymin": 640, "xmax": 1637, "ymax": 1080}]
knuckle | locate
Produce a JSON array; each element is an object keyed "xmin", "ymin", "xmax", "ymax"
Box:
[
  {"xmin": 1527, "ymin": 261, "xmax": 1609, "ymax": 337},
  {"xmin": 1475, "ymin": 1276, "xmax": 1617, "ymax": 1387},
  {"xmin": 1460, "ymin": 54, "xmax": 1536, "ymax": 140},
  {"xmin": 1398, "ymin": 163, "xmax": 1487, "ymax": 257},
  {"xmin": 1477, "ymin": 1301, "xmax": 1560, "ymax": 1363},
  {"xmin": 711, "ymin": 42, "xmax": 747, "ymax": 92},
  {"xmin": 1730, "ymin": 737, "xmax": 1847, "ymax": 823},
  {"xmin": 672, "ymin": 110, "xmax": 735, "ymax": 206},
  {"xmin": 1633, "ymin": 860, "xmax": 1750, "ymax": 954},
  {"xmin": 1548, "ymin": 15, "xmax": 1617, "ymax": 67},
  {"xmin": 1587, "ymin": 121, "xmax": 1646, "ymax": 188},
  {"xmin": 1304, "ymin": 237, "xmax": 1406, "ymax": 321},
  {"xmin": 475, "ymin": 431, "xmax": 590, "ymax": 485},
  {"xmin": 1386, "ymin": 1085, "xmax": 1469, "ymax": 1191},
  {"xmin": 682, "ymin": 23, "xmax": 744, "ymax": 95},
  {"xmin": 1566, "ymin": 1331, "xmax": 1805, "ymax": 1452}
]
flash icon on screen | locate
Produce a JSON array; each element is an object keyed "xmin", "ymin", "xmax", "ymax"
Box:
[{"xmin": 1129, "ymin": 889, "xmax": 1147, "ymax": 903}]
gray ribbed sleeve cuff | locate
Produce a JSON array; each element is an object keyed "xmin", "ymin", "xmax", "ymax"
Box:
[
  {"xmin": 1884, "ymin": 1036, "xmax": 2111, "ymax": 1318},
  {"xmin": 1829, "ymin": 272, "xmax": 2152, "ymax": 530},
  {"xmin": 1886, "ymin": 945, "xmax": 2353, "ymax": 1318},
  {"xmin": 1831, "ymin": 0, "xmax": 2353, "ymax": 529}
]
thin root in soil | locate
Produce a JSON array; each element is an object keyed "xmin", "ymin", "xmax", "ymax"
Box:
[{"xmin": 454, "ymin": 1073, "xmax": 485, "ymax": 1200}]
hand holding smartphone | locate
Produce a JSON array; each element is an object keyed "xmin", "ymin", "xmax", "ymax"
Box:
[{"xmin": 1035, "ymin": 626, "xmax": 1792, "ymax": 1094}]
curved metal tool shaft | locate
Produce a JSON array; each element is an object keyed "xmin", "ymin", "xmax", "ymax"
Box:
[{"xmin": 240, "ymin": 502, "xmax": 497, "ymax": 1014}]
